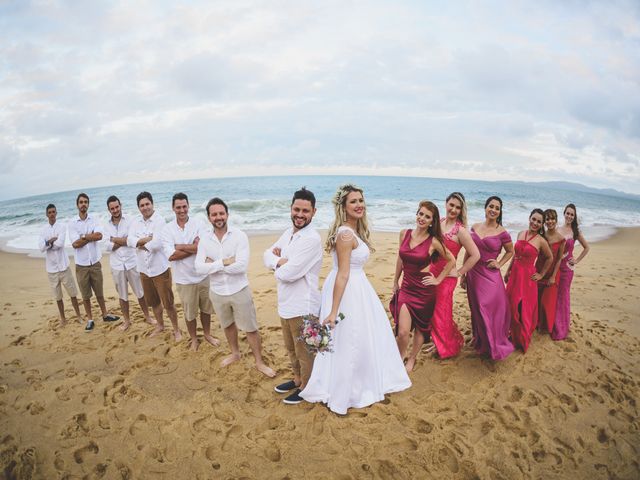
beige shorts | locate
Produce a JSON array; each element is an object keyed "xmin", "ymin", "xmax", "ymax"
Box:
[
  {"xmin": 112, "ymin": 268, "xmax": 144, "ymax": 301},
  {"xmin": 210, "ymin": 286, "xmax": 258, "ymax": 332},
  {"xmin": 176, "ymin": 279, "xmax": 213, "ymax": 321},
  {"xmin": 140, "ymin": 269, "xmax": 175, "ymax": 309},
  {"xmin": 48, "ymin": 268, "xmax": 78, "ymax": 301},
  {"xmin": 76, "ymin": 262, "xmax": 104, "ymax": 300}
]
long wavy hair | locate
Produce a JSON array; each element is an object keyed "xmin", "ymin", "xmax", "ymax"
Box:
[
  {"xmin": 325, "ymin": 184, "xmax": 374, "ymax": 253},
  {"xmin": 418, "ymin": 200, "xmax": 445, "ymax": 262},
  {"xmin": 445, "ymin": 191, "xmax": 468, "ymax": 227},
  {"xmin": 484, "ymin": 196, "xmax": 503, "ymax": 226},
  {"xmin": 529, "ymin": 208, "xmax": 545, "ymax": 237},
  {"xmin": 564, "ymin": 203, "xmax": 580, "ymax": 240}
]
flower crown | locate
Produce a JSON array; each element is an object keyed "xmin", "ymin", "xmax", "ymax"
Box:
[{"xmin": 332, "ymin": 184, "xmax": 362, "ymax": 206}]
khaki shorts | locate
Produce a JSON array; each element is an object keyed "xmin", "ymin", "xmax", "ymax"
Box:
[
  {"xmin": 112, "ymin": 268, "xmax": 144, "ymax": 301},
  {"xmin": 141, "ymin": 269, "xmax": 175, "ymax": 309},
  {"xmin": 48, "ymin": 268, "xmax": 78, "ymax": 301},
  {"xmin": 176, "ymin": 279, "xmax": 213, "ymax": 321},
  {"xmin": 76, "ymin": 262, "xmax": 104, "ymax": 300},
  {"xmin": 210, "ymin": 286, "xmax": 258, "ymax": 332}
]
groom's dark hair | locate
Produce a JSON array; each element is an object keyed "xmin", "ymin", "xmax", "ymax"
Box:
[{"xmin": 291, "ymin": 187, "xmax": 316, "ymax": 208}]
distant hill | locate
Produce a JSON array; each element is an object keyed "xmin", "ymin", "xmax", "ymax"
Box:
[{"xmin": 498, "ymin": 180, "xmax": 640, "ymax": 201}]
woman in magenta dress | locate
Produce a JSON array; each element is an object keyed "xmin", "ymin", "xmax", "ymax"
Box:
[
  {"xmin": 391, "ymin": 201, "xmax": 454, "ymax": 372},
  {"xmin": 536, "ymin": 209, "xmax": 565, "ymax": 334},
  {"xmin": 553, "ymin": 204, "xmax": 590, "ymax": 340},
  {"xmin": 463, "ymin": 196, "xmax": 514, "ymax": 360},
  {"xmin": 429, "ymin": 192, "xmax": 480, "ymax": 358},
  {"xmin": 505, "ymin": 209, "xmax": 552, "ymax": 352}
]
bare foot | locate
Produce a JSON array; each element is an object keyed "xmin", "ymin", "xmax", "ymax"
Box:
[
  {"xmin": 221, "ymin": 354, "xmax": 241, "ymax": 367},
  {"xmin": 255, "ymin": 363, "xmax": 276, "ymax": 378},
  {"xmin": 189, "ymin": 339, "xmax": 200, "ymax": 352},
  {"xmin": 59, "ymin": 319, "xmax": 67, "ymax": 327},
  {"xmin": 145, "ymin": 317, "xmax": 157, "ymax": 326},
  {"xmin": 119, "ymin": 321, "xmax": 131, "ymax": 332},
  {"xmin": 424, "ymin": 344, "xmax": 436, "ymax": 354},
  {"xmin": 173, "ymin": 330, "xmax": 183, "ymax": 342},
  {"xmin": 203, "ymin": 334, "xmax": 220, "ymax": 347},
  {"xmin": 149, "ymin": 325, "xmax": 165, "ymax": 338},
  {"xmin": 405, "ymin": 357, "xmax": 416, "ymax": 373}
]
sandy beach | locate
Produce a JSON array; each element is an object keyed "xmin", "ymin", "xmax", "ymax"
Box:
[{"xmin": 0, "ymin": 229, "xmax": 638, "ymax": 479}]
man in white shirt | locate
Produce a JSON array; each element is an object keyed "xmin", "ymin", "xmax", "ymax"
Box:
[
  {"xmin": 195, "ymin": 197, "xmax": 275, "ymax": 377},
  {"xmin": 127, "ymin": 191, "xmax": 181, "ymax": 341},
  {"xmin": 69, "ymin": 193, "xmax": 120, "ymax": 332},
  {"xmin": 105, "ymin": 195, "xmax": 153, "ymax": 331},
  {"xmin": 264, "ymin": 188, "xmax": 323, "ymax": 405},
  {"xmin": 162, "ymin": 192, "xmax": 220, "ymax": 351},
  {"xmin": 39, "ymin": 203, "xmax": 82, "ymax": 326}
]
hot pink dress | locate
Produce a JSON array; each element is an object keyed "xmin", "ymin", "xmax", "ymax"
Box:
[
  {"xmin": 536, "ymin": 239, "xmax": 565, "ymax": 334},
  {"xmin": 466, "ymin": 229, "xmax": 514, "ymax": 360},
  {"xmin": 552, "ymin": 237, "xmax": 575, "ymax": 340},
  {"xmin": 506, "ymin": 232, "xmax": 539, "ymax": 352},
  {"xmin": 429, "ymin": 221, "xmax": 464, "ymax": 358},
  {"xmin": 390, "ymin": 230, "xmax": 437, "ymax": 339}
]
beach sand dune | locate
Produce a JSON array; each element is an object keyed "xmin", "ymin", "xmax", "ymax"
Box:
[{"xmin": 0, "ymin": 231, "xmax": 638, "ymax": 479}]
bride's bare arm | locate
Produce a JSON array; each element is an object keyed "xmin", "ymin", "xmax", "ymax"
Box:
[{"xmin": 323, "ymin": 230, "xmax": 355, "ymax": 328}]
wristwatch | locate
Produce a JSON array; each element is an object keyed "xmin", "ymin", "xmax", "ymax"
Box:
[{"xmin": 81, "ymin": 234, "xmax": 86, "ymax": 240}]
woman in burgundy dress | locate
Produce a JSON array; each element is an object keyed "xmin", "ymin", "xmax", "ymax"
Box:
[
  {"xmin": 553, "ymin": 204, "xmax": 590, "ymax": 340},
  {"xmin": 505, "ymin": 209, "xmax": 552, "ymax": 352},
  {"xmin": 463, "ymin": 196, "xmax": 514, "ymax": 360},
  {"xmin": 536, "ymin": 209, "xmax": 565, "ymax": 334},
  {"xmin": 429, "ymin": 192, "xmax": 480, "ymax": 358},
  {"xmin": 391, "ymin": 201, "xmax": 454, "ymax": 372}
]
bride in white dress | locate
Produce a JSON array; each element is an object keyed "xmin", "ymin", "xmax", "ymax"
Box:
[{"xmin": 300, "ymin": 184, "xmax": 411, "ymax": 414}]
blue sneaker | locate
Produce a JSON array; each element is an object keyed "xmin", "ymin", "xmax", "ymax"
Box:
[
  {"xmin": 84, "ymin": 320, "xmax": 95, "ymax": 332},
  {"xmin": 283, "ymin": 389, "xmax": 304, "ymax": 405},
  {"xmin": 274, "ymin": 380, "xmax": 298, "ymax": 393}
]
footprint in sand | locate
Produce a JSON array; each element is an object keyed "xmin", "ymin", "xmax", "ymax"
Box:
[
  {"xmin": 73, "ymin": 442, "xmax": 99, "ymax": 464},
  {"xmin": 416, "ymin": 419, "xmax": 434, "ymax": 434},
  {"xmin": 26, "ymin": 401, "xmax": 45, "ymax": 415},
  {"xmin": 129, "ymin": 414, "xmax": 148, "ymax": 436},
  {"xmin": 508, "ymin": 386, "xmax": 524, "ymax": 402},
  {"xmin": 558, "ymin": 393, "xmax": 579, "ymax": 413},
  {"xmin": 263, "ymin": 444, "xmax": 281, "ymax": 462}
]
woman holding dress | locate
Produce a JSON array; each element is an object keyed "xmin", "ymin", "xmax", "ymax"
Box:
[
  {"xmin": 504, "ymin": 209, "xmax": 552, "ymax": 352},
  {"xmin": 462, "ymin": 196, "xmax": 514, "ymax": 360},
  {"xmin": 301, "ymin": 184, "xmax": 411, "ymax": 414},
  {"xmin": 428, "ymin": 192, "xmax": 480, "ymax": 359},
  {"xmin": 390, "ymin": 201, "xmax": 455, "ymax": 372},
  {"xmin": 536, "ymin": 209, "xmax": 565, "ymax": 335},
  {"xmin": 553, "ymin": 204, "xmax": 590, "ymax": 340}
]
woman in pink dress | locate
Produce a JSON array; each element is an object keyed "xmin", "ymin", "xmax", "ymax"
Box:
[
  {"xmin": 505, "ymin": 209, "xmax": 552, "ymax": 352},
  {"xmin": 553, "ymin": 204, "xmax": 590, "ymax": 340},
  {"xmin": 391, "ymin": 201, "xmax": 454, "ymax": 372},
  {"xmin": 463, "ymin": 196, "xmax": 514, "ymax": 360},
  {"xmin": 536, "ymin": 209, "xmax": 565, "ymax": 334},
  {"xmin": 429, "ymin": 192, "xmax": 480, "ymax": 358}
]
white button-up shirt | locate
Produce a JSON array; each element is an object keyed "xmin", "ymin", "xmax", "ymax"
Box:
[
  {"xmin": 162, "ymin": 217, "xmax": 211, "ymax": 285},
  {"xmin": 104, "ymin": 215, "xmax": 138, "ymax": 271},
  {"xmin": 39, "ymin": 220, "xmax": 70, "ymax": 273},
  {"xmin": 263, "ymin": 225, "xmax": 323, "ymax": 318},
  {"xmin": 68, "ymin": 214, "xmax": 103, "ymax": 266},
  {"xmin": 127, "ymin": 211, "xmax": 169, "ymax": 277},
  {"xmin": 195, "ymin": 226, "xmax": 250, "ymax": 296}
]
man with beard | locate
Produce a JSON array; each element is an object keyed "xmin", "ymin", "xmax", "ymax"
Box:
[
  {"xmin": 127, "ymin": 191, "xmax": 181, "ymax": 340},
  {"xmin": 195, "ymin": 197, "xmax": 275, "ymax": 377},
  {"xmin": 69, "ymin": 193, "xmax": 120, "ymax": 331},
  {"xmin": 263, "ymin": 187, "xmax": 322, "ymax": 405},
  {"xmin": 104, "ymin": 195, "xmax": 153, "ymax": 331}
]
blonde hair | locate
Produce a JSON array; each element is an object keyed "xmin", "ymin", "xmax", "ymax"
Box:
[
  {"xmin": 445, "ymin": 192, "xmax": 468, "ymax": 227},
  {"xmin": 325, "ymin": 184, "xmax": 374, "ymax": 252}
]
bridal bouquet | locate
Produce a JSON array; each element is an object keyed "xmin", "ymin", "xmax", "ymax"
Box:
[{"xmin": 298, "ymin": 313, "xmax": 345, "ymax": 354}]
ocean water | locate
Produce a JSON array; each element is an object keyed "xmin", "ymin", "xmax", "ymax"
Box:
[{"xmin": 1, "ymin": 175, "xmax": 638, "ymax": 254}]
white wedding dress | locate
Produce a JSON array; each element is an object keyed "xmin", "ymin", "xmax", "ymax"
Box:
[{"xmin": 300, "ymin": 226, "xmax": 411, "ymax": 414}]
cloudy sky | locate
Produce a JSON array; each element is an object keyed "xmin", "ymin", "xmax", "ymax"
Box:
[{"xmin": 1, "ymin": 0, "xmax": 639, "ymax": 200}]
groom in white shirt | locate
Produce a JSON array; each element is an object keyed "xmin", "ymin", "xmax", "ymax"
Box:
[{"xmin": 264, "ymin": 187, "xmax": 323, "ymax": 405}]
